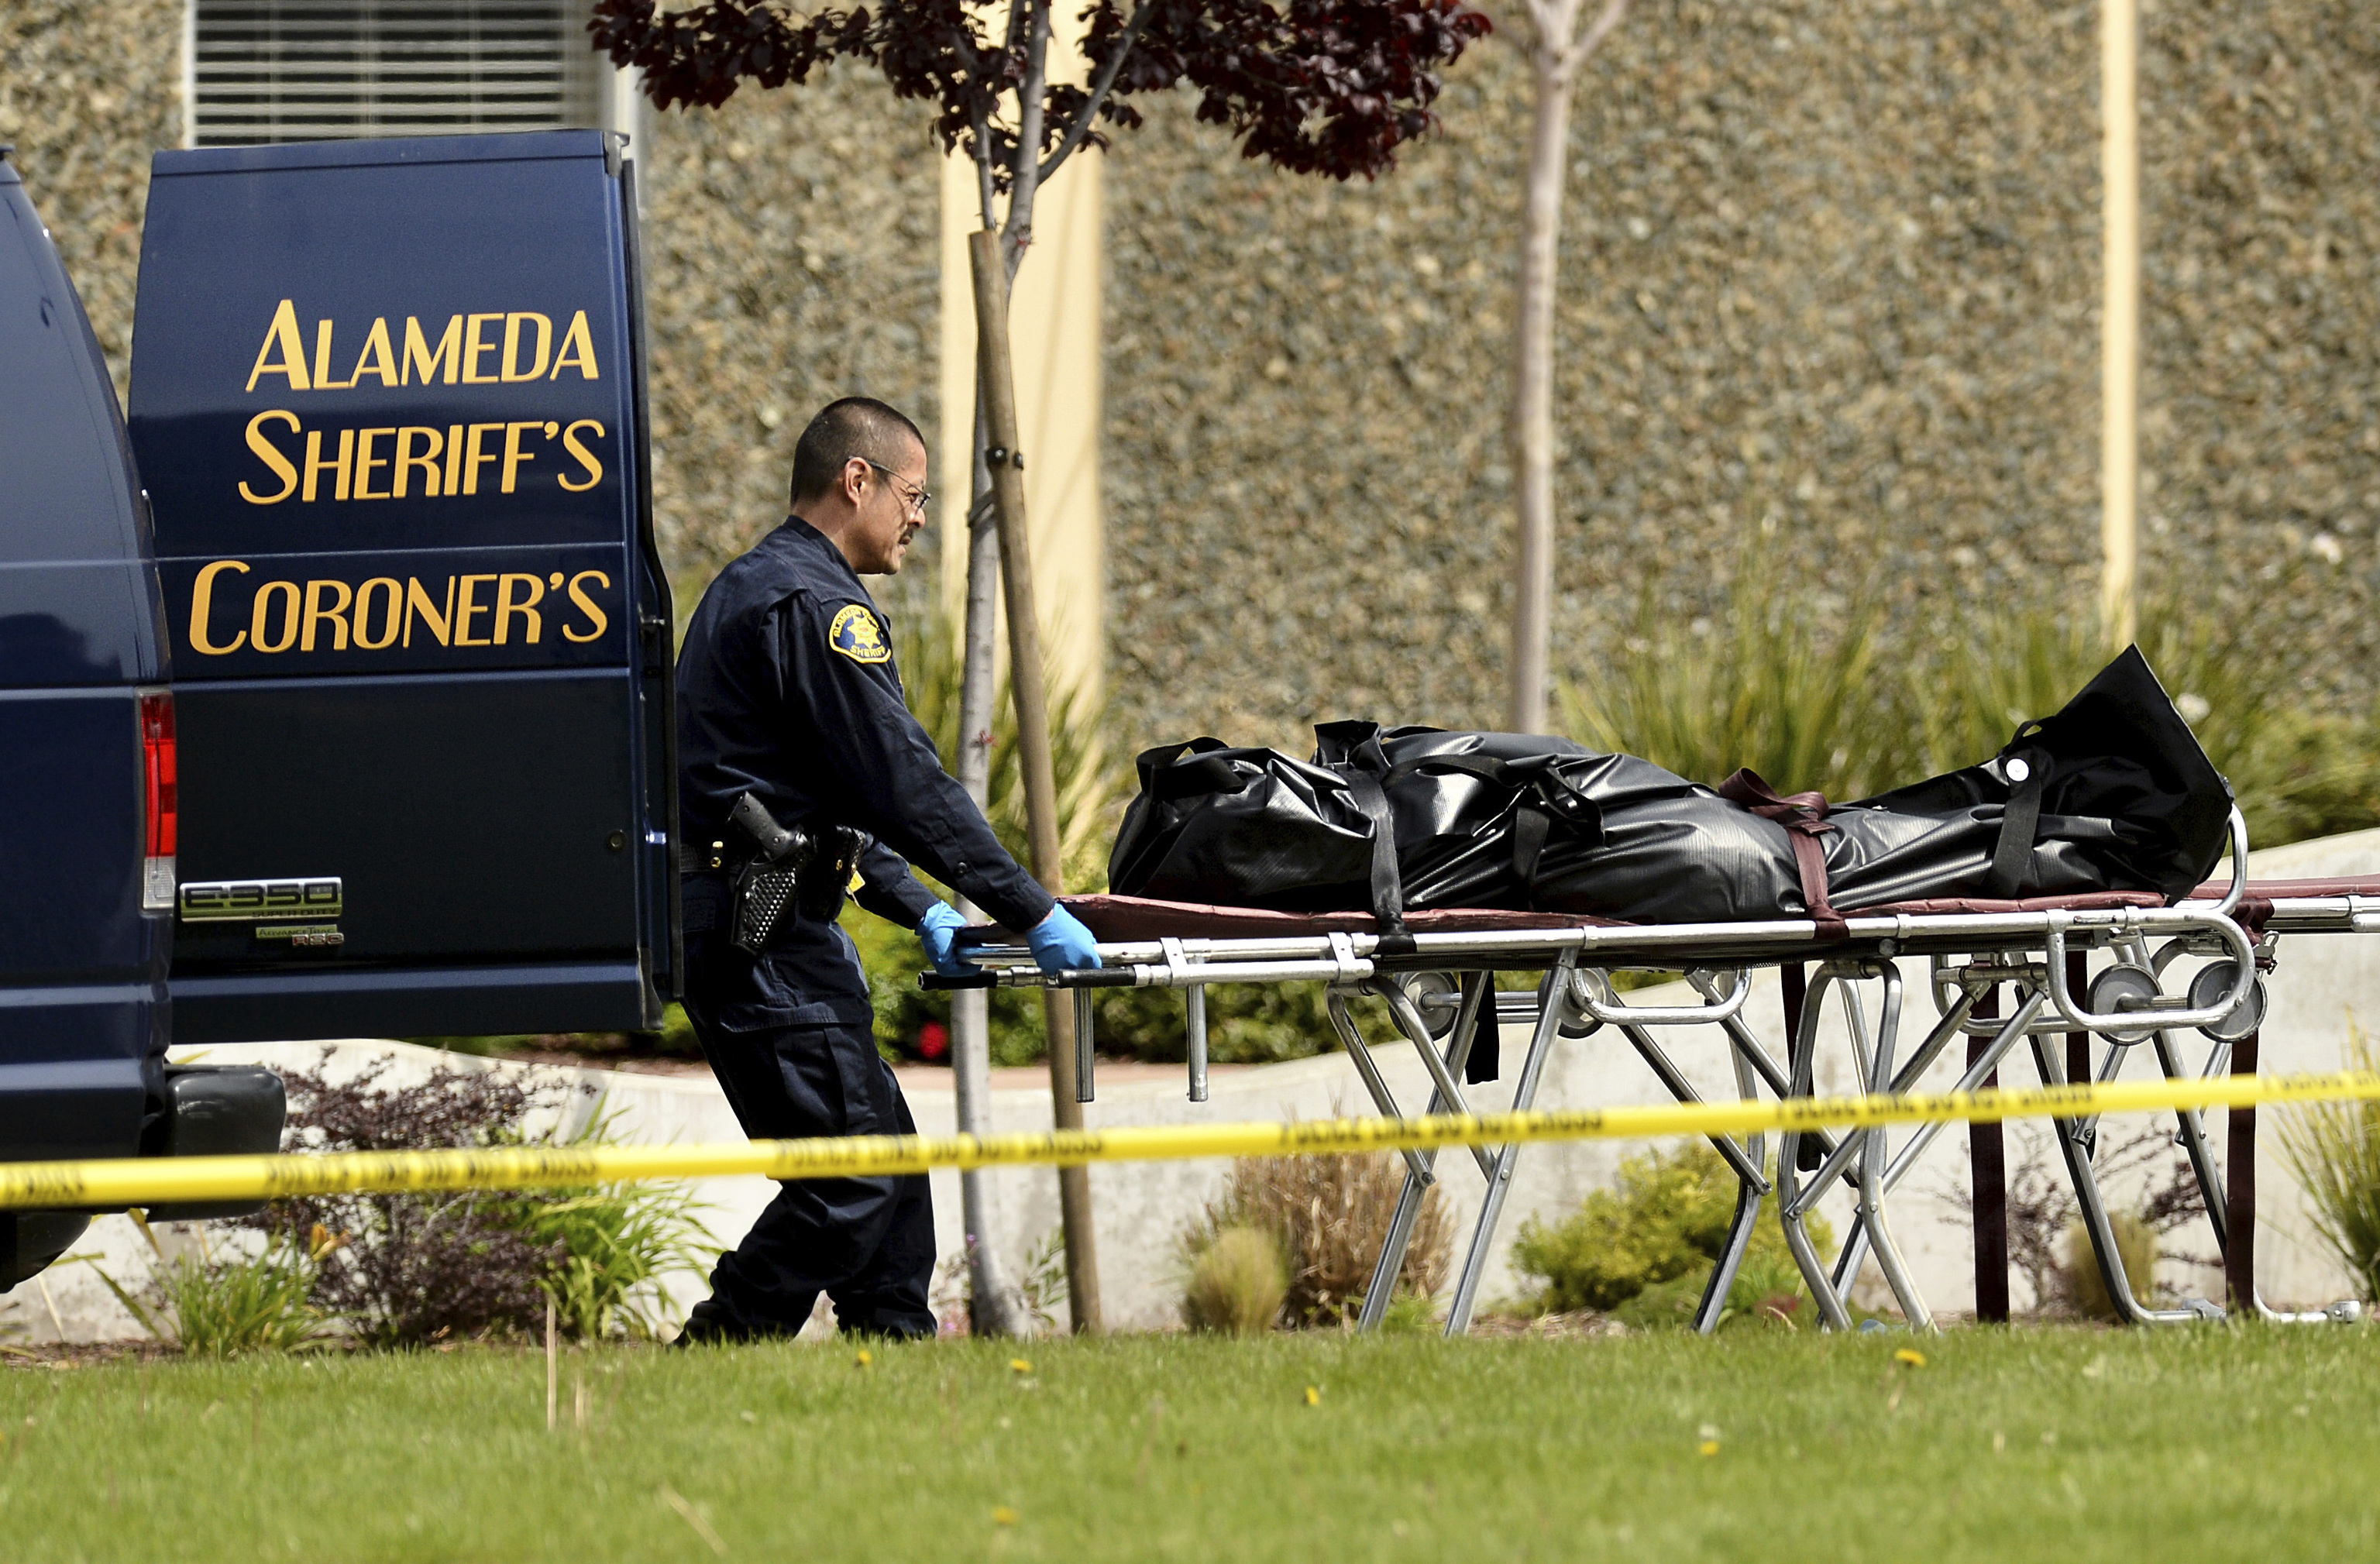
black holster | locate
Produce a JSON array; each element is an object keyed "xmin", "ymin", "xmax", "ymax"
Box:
[{"xmin": 724, "ymin": 792, "xmax": 872, "ymax": 955}]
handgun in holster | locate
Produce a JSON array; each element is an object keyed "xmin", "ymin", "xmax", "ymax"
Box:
[{"xmin": 724, "ymin": 792, "xmax": 872, "ymax": 956}]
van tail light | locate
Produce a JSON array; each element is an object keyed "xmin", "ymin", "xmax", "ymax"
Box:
[{"xmin": 139, "ymin": 689, "xmax": 177, "ymax": 913}]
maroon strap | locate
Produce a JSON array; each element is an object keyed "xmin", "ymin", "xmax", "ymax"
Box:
[
  {"xmin": 1719, "ymin": 768, "xmax": 1847, "ymax": 940},
  {"xmin": 2226, "ymin": 1029, "xmax": 2259, "ymax": 1314},
  {"xmin": 1968, "ymin": 984, "xmax": 2010, "ymax": 1322}
]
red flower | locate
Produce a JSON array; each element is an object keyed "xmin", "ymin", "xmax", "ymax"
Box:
[{"xmin": 915, "ymin": 1020, "xmax": 950, "ymax": 1062}]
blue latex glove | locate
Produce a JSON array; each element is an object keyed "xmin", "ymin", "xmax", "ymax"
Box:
[
  {"xmin": 1027, "ymin": 904, "xmax": 1102, "ymax": 974},
  {"xmin": 917, "ymin": 902, "xmax": 979, "ymax": 978}
]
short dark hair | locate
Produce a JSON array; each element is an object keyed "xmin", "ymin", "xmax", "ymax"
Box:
[{"xmin": 790, "ymin": 397, "xmax": 927, "ymax": 504}]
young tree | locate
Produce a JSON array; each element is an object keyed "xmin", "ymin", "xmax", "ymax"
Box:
[
  {"xmin": 593, "ymin": 0, "xmax": 1491, "ymax": 1335},
  {"xmin": 1502, "ymin": 0, "xmax": 1629, "ymax": 734}
]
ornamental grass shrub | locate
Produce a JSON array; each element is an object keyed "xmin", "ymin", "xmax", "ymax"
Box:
[
  {"xmin": 1562, "ymin": 569, "xmax": 2380, "ymax": 851},
  {"xmin": 2279, "ymin": 1023, "xmax": 2380, "ymax": 1302},
  {"xmin": 1563, "ymin": 572, "xmax": 1914, "ymax": 803},
  {"xmin": 88, "ymin": 1214, "xmax": 336, "ymax": 1357},
  {"xmin": 1181, "ymin": 1226, "xmax": 1290, "ymax": 1336},
  {"xmin": 479, "ymin": 1109, "xmax": 719, "ymax": 1342},
  {"xmin": 2062, "ymin": 1212, "xmax": 2161, "ymax": 1321}
]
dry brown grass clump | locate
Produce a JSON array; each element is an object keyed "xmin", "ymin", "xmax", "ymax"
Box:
[{"xmin": 1182, "ymin": 1151, "xmax": 1453, "ymax": 1329}]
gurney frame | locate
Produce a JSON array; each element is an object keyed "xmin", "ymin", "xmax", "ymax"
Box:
[{"xmin": 943, "ymin": 810, "xmax": 2365, "ymax": 1331}]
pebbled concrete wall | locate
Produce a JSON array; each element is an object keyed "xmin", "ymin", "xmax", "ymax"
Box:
[
  {"xmin": 628, "ymin": 64, "xmax": 949, "ymax": 629},
  {"xmin": 0, "ymin": 0, "xmax": 183, "ymax": 402},
  {"xmin": 1100, "ymin": 0, "xmax": 2380, "ymax": 751}
]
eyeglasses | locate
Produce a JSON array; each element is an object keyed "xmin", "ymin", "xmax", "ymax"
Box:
[{"xmin": 861, "ymin": 459, "xmax": 930, "ymax": 519}]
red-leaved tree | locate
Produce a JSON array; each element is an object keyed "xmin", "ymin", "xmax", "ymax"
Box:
[{"xmin": 590, "ymin": 0, "xmax": 1490, "ymax": 1339}]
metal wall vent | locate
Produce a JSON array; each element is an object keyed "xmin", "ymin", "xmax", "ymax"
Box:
[{"xmin": 190, "ymin": 1, "xmax": 607, "ymax": 146}]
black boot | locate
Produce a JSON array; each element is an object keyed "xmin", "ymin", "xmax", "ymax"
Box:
[{"xmin": 671, "ymin": 1299, "xmax": 740, "ymax": 1347}]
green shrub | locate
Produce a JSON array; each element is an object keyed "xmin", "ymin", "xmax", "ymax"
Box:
[
  {"xmin": 1510, "ymin": 1143, "xmax": 1832, "ymax": 1325},
  {"xmin": 850, "ymin": 898, "xmax": 1054, "ymax": 1066},
  {"xmin": 1089, "ymin": 982, "xmax": 1340, "ymax": 1066},
  {"xmin": 1182, "ymin": 1226, "xmax": 1291, "ymax": 1335},
  {"xmin": 1608, "ymin": 1274, "xmax": 1706, "ymax": 1332},
  {"xmin": 2279, "ymin": 1023, "xmax": 2380, "ymax": 1302}
]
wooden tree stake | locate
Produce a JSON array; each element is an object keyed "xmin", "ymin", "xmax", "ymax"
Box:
[{"xmin": 969, "ymin": 226, "xmax": 1103, "ymax": 1335}]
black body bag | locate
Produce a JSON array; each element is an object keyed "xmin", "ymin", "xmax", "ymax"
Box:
[{"xmin": 1108, "ymin": 647, "xmax": 2234, "ymax": 929}]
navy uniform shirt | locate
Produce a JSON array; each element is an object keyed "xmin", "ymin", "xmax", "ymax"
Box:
[{"xmin": 676, "ymin": 515, "xmax": 1054, "ymax": 1018}]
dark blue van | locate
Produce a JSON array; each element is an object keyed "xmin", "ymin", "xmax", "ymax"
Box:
[
  {"xmin": 0, "ymin": 150, "xmax": 277, "ymax": 1287},
  {"xmin": 2, "ymin": 132, "xmax": 676, "ymax": 1288}
]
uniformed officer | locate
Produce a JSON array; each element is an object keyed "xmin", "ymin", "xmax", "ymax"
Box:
[{"xmin": 673, "ymin": 396, "xmax": 1100, "ymax": 1342}]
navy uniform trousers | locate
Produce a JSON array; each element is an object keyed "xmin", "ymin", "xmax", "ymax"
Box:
[{"xmin": 679, "ymin": 926, "xmax": 935, "ymax": 1339}]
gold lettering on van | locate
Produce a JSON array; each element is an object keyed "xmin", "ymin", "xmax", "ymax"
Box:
[
  {"xmin": 244, "ymin": 301, "xmax": 311, "ymax": 392},
  {"xmin": 240, "ymin": 414, "xmax": 603, "ymax": 506},
  {"xmin": 239, "ymin": 411, "xmax": 301, "ymax": 504},
  {"xmin": 247, "ymin": 304, "xmax": 600, "ymax": 392},
  {"xmin": 403, "ymin": 316, "xmax": 462, "ymax": 385},
  {"xmin": 189, "ymin": 559, "xmax": 253, "ymax": 655},
  {"xmin": 184, "ymin": 562, "xmax": 615, "ymax": 657}
]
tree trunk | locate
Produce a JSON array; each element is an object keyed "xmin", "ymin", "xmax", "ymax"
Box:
[
  {"xmin": 969, "ymin": 226, "xmax": 1103, "ymax": 1335},
  {"xmin": 1506, "ymin": 47, "xmax": 1573, "ymax": 735},
  {"xmin": 1506, "ymin": 0, "xmax": 1629, "ymax": 734}
]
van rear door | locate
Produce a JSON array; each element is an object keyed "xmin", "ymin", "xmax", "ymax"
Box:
[{"xmin": 129, "ymin": 132, "xmax": 675, "ymax": 1043}]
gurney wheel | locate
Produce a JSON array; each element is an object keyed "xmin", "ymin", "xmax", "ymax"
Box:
[
  {"xmin": 2188, "ymin": 960, "xmax": 2267, "ymax": 1043},
  {"xmin": 1397, "ymin": 971, "xmax": 1465, "ymax": 1041},
  {"xmin": 2086, "ymin": 963, "xmax": 2161, "ymax": 1043},
  {"xmin": 1537, "ymin": 969, "xmax": 1602, "ymax": 1039}
]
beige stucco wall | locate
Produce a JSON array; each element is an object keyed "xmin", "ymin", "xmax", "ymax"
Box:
[{"xmin": 935, "ymin": 144, "xmax": 1106, "ymax": 698}]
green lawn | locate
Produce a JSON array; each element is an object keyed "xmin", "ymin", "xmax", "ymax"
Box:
[{"xmin": 2, "ymin": 1325, "xmax": 2373, "ymax": 1562}]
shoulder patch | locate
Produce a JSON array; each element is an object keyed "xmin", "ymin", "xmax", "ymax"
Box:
[{"xmin": 828, "ymin": 603, "xmax": 891, "ymax": 665}]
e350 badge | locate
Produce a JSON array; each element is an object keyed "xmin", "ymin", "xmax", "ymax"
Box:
[{"xmin": 829, "ymin": 603, "xmax": 891, "ymax": 664}]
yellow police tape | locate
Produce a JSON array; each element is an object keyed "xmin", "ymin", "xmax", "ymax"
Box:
[{"xmin": 5, "ymin": 1068, "xmax": 2380, "ymax": 1212}]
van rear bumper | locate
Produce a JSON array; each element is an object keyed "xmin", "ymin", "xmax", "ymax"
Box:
[
  {"xmin": 143, "ymin": 1063, "xmax": 287, "ymax": 1221},
  {"xmin": 171, "ymin": 958, "xmax": 652, "ymax": 1042},
  {"xmin": 0, "ymin": 1063, "xmax": 287, "ymax": 1287}
]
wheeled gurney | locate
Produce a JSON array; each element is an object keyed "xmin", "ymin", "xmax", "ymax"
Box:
[{"xmin": 936, "ymin": 808, "xmax": 2375, "ymax": 1332}]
